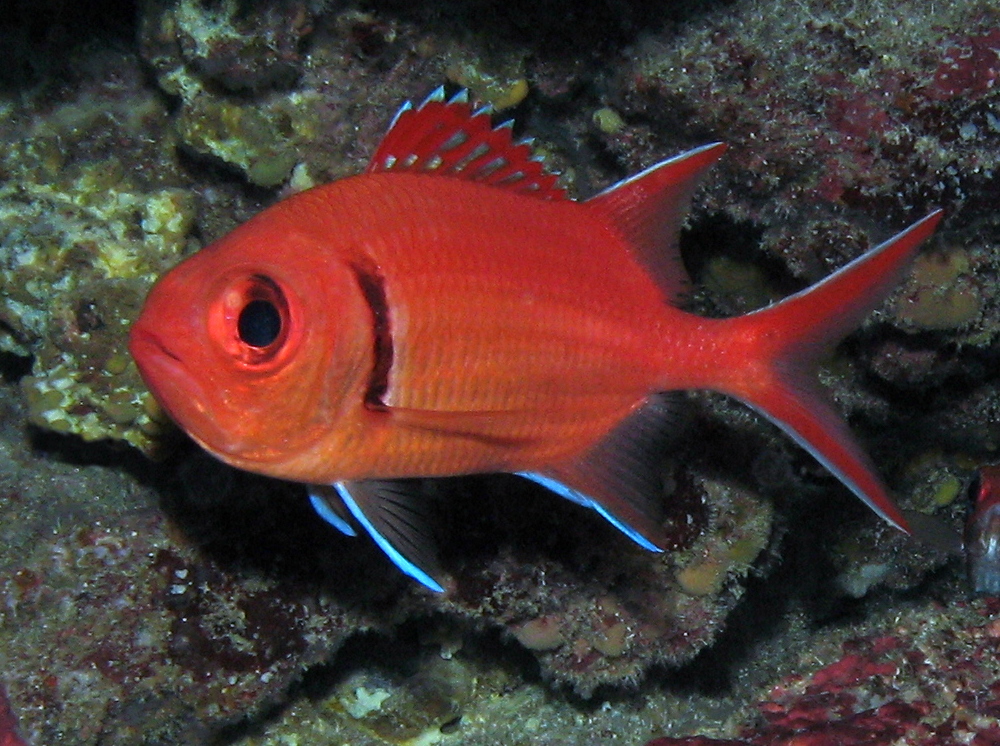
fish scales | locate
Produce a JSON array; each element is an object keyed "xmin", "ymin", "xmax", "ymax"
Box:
[{"xmin": 130, "ymin": 88, "xmax": 942, "ymax": 591}]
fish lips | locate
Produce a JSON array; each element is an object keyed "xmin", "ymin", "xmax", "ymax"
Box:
[{"xmin": 128, "ymin": 327, "xmax": 221, "ymax": 446}]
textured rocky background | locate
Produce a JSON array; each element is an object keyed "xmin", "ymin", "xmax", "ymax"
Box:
[{"xmin": 1, "ymin": 0, "xmax": 999, "ymax": 744}]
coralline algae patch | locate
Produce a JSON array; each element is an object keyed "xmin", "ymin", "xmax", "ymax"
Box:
[
  {"xmin": 318, "ymin": 656, "xmax": 475, "ymax": 743},
  {"xmin": 175, "ymin": 92, "xmax": 322, "ymax": 188},
  {"xmin": 141, "ymin": 0, "xmax": 313, "ymax": 98},
  {"xmin": 0, "ymin": 35, "xmax": 207, "ymax": 455},
  {"xmin": 445, "ymin": 49, "xmax": 530, "ymax": 112},
  {"xmin": 646, "ymin": 599, "xmax": 1000, "ymax": 746},
  {"xmin": 140, "ymin": 0, "xmax": 324, "ymax": 188},
  {"xmin": 138, "ymin": 0, "xmax": 533, "ymax": 189},
  {"xmin": 615, "ymin": 1, "xmax": 1000, "ymax": 238},
  {"xmin": 0, "ymin": 150, "xmax": 195, "ymax": 452},
  {"xmin": 894, "ymin": 247, "xmax": 983, "ymax": 332}
]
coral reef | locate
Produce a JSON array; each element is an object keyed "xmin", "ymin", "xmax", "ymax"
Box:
[
  {"xmin": 0, "ymin": 377, "xmax": 766, "ymax": 741},
  {"xmin": 0, "ymin": 683, "xmax": 27, "ymax": 746},
  {"xmin": 644, "ymin": 599, "xmax": 1000, "ymax": 746},
  {"xmin": 318, "ymin": 652, "xmax": 475, "ymax": 741},
  {"xmin": 141, "ymin": 0, "xmax": 314, "ymax": 95},
  {"xmin": 2, "ymin": 0, "xmax": 1000, "ymax": 743},
  {"xmin": 0, "ymin": 381, "xmax": 414, "ymax": 742},
  {"xmin": 437, "ymin": 473, "xmax": 770, "ymax": 694},
  {"xmin": 0, "ymin": 48, "xmax": 195, "ymax": 453},
  {"xmin": 138, "ymin": 0, "xmax": 321, "ymax": 186}
]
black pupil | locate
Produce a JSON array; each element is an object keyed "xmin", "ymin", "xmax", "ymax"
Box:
[{"xmin": 238, "ymin": 299, "xmax": 281, "ymax": 347}]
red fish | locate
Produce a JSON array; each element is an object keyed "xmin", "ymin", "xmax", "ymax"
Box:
[{"xmin": 129, "ymin": 88, "xmax": 942, "ymax": 591}]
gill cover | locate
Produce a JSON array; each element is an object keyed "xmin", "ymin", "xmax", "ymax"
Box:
[{"xmin": 130, "ymin": 213, "xmax": 378, "ymax": 472}]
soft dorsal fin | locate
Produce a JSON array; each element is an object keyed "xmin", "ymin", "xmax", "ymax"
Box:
[
  {"xmin": 586, "ymin": 143, "xmax": 726, "ymax": 304},
  {"xmin": 367, "ymin": 87, "xmax": 568, "ymax": 201},
  {"xmin": 518, "ymin": 393, "xmax": 683, "ymax": 551}
]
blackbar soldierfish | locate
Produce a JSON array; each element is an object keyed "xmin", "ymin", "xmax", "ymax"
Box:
[{"xmin": 130, "ymin": 88, "xmax": 942, "ymax": 592}]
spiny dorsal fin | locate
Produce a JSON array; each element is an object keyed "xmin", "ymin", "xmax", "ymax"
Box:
[
  {"xmin": 586, "ymin": 143, "xmax": 726, "ymax": 304},
  {"xmin": 366, "ymin": 87, "xmax": 568, "ymax": 201}
]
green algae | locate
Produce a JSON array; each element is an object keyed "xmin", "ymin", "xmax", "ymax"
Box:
[
  {"xmin": 322, "ymin": 657, "xmax": 474, "ymax": 743},
  {"xmin": 895, "ymin": 248, "xmax": 983, "ymax": 331},
  {"xmin": 142, "ymin": 0, "xmax": 318, "ymax": 186},
  {"xmin": 175, "ymin": 92, "xmax": 320, "ymax": 187},
  {"xmin": 0, "ymin": 106, "xmax": 195, "ymax": 452}
]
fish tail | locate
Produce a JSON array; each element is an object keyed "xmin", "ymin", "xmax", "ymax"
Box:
[{"xmin": 712, "ymin": 211, "xmax": 943, "ymax": 532}]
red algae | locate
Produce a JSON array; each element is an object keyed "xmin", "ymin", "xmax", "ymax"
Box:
[
  {"xmin": 928, "ymin": 29, "xmax": 1000, "ymax": 101},
  {"xmin": 644, "ymin": 599, "xmax": 1000, "ymax": 746},
  {"xmin": 0, "ymin": 684, "xmax": 27, "ymax": 746}
]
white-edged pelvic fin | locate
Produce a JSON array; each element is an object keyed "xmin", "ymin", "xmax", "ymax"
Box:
[
  {"xmin": 307, "ymin": 484, "xmax": 357, "ymax": 536},
  {"xmin": 335, "ymin": 481, "xmax": 445, "ymax": 593},
  {"xmin": 586, "ymin": 142, "xmax": 727, "ymax": 304},
  {"xmin": 517, "ymin": 472, "xmax": 663, "ymax": 552}
]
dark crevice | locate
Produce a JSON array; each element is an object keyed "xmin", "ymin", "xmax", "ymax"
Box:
[{"xmin": 0, "ymin": 350, "xmax": 32, "ymax": 383}]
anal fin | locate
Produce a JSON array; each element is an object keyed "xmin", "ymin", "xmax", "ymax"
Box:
[{"xmin": 519, "ymin": 393, "xmax": 682, "ymax": 551}]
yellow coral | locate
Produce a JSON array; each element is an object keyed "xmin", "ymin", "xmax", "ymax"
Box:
[
  {"xmin": 896, "ymin": 248, "xmax": 982, "ymax": 330},
  {"xmin": 447, "ymin": 61, "xmax": 530, "ymax": 111}
]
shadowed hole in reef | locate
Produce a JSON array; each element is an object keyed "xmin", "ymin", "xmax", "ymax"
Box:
[
  {"xmin": 0, "ymin": 350, "xmax": 32, "ymax": 382},
  {"xmin": 0, "ymin": 0, "xmax": 138, "ymax": 93},
  {"xmin": 680, "ymin": 213, "xmax": 798, "ymax": 315},
  {"xmin": 372, "ymin": 0, "xmax": 737, "ymax": 53},
  {"xmin": 158, "ymin": 448, "xmax": 352, "ymax": 575},
  {"xmin": 650, "ymin": 546, "xmax": 800, "ymax": 699},
  {"xmin": 645, "ymin": 484, "xmax": 876, "ymax": 700},
  {"xmin": 27, "ymin": 425, "xmax": 156, "ymax": 476},
  {"xmin": 650, "ymin": 485, "xmax": 968, "ymax": 702}
]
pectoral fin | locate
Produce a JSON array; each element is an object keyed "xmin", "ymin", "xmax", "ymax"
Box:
[{"xmin": 308, "ymin": 479, "xmax": 446, "ymax": 593}]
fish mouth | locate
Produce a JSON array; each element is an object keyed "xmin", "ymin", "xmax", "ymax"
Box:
[
  {"xmin": 130, "ymin": 329, "xmax": 186, "ymax": 384},
  {"xmin": 129, "ymin": 328, "xmax": 264, "ymax": 462},
  {"xmin": 129, "ymin": 328, "xmax": 211, "ymax": 431}
]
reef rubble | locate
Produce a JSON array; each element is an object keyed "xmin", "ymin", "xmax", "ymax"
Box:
[{"xmin": 1, "ymin": 0, "xmax": 999, "ymax": 743}]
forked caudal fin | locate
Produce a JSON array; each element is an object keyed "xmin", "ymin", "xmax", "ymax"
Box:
[{"xmin": 715, "ymin": 211, "xmax": 944, "ymax": 532}]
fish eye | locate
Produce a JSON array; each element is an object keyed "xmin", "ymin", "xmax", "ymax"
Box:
[
  {"xmin": 214, "ymin": 274, "xmax": 292, "ymax": 367},
  {"xmin": 238, "ymin": 299, "xmax": 281, "ymax": 347}
]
